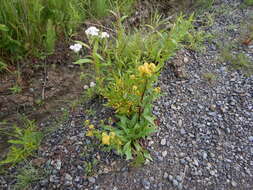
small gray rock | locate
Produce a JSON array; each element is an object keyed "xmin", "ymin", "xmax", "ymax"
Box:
[
  {"xmin": 164, "ymin": 172, "xmax": 169, "ymax": 179},
  {"xmin": 65, "ymin": 173, "xmax": 73, "ymax": 181},
  {"xmin": 172, "ymin": 179, "xmax": 179, "ymax": 187},
  {"xmin": 176, "ymin": 175, "xmax": 182, "ymax": 182},
  {"xmin": 162, "ymin": 151, "xmax": 168, "ymax": 157},
  {"xmin": 203, "ymin": 152, "xmax": 208, "ymax": 160},
  {"xmin": 248, "ymin": 136, "xmax": 253, "ymax": 142},
  {"xmin": 231, "ymin": 180, "xmax": 237, "ymax": 187},
  {"xmin": 178, "ymin": 183, "xmax": 183, "ymax": 190},
  {"xmin": 180, "ymin": 128, "xmax": 186, "ymax": 135},
  {"xmin": 183, "ymin": 57, "xmax": 189, "ymax": 63},
  {"xmin": 88, "ymin": 177, "xmax": 96, "ymax": 184},
  {"xmin": 142, "ymin": 179, "xmax": 151, "ymax": 189},
  {"xmin": 168, "ymin": 175, "xmax": 173, "ymax": 182},
  {"xmin": 161, "ymin": 139, "xmax": 166, "ymax": 146}
]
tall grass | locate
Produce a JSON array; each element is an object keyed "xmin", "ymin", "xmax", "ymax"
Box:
[
  {"xmin": 0, "ymin": 0, "xmax": 85, "ymax": 61},
  {"xmin": 0, "ymin": 0, "xmax": 137, "ymax": 64}
]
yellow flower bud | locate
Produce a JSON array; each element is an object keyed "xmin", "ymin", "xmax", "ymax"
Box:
[
  {"xmin": 102, "ymin": 132, "xmax": 110, "ymax": 145},
  {"xmin": 154, "ymin": 87, "xmax": 161, "ymax": 93},
  {"xmin": 89, "ymin": 124, "xmax": 95, "ymax": 129},
  {"xmin": 130, "ymin": 75, "xmax": 135, "ymax": 79},
  {"xmin": 84, "ymin": 120, "xmax": 90, "ymax": 125},
  {"xmin": 149, "ymin": 63, "xmax": 156, "ymax": 72},
  {"xmin": 86, "ymin": 130, "xmax": 93, "ymax": 137},
  {"xmin": 133, "ymin": 85, "xmax": 138, "ymax": 90}
]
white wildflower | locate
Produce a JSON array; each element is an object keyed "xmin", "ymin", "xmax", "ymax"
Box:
[
  {"xmin": 83, "ymin": 85, "xmax": 89, "ymax": 90},
  {"xmin": 70, "ymin": 43, "xmax": 82, "ymax": 53},
  {"xmin": 85, "ymin": 26, "xmax": 100, "ymax": 36},
  {"xmin": 100, "ymin": 32, "xmax": 109, "ymax": 38},
  {"xmin": 90, "ymin": 82, "xmax": 96, "ymax": 87}
]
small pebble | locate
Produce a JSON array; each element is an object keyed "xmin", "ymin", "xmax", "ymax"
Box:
[
  {"xmin": 88, "ymin": 177, "xmax": 96, "ymax": 184},
  {"xmin": 172, "ymin": 179, "xmax": 179, "ymax": 187},
  {"xmin": 168, "ymin": 175, "xmax": 173, "ymax": 182},
  {"xmin": 162, "ymin": 151, "xmax": 168, "ymax": 157},
  {"xmin": 161, "ymin": 139, "xmax": 166, "ymax": 145}
]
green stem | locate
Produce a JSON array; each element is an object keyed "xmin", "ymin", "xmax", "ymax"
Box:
[{"xmin": 138, "ymin": 78, "xmax": 148, "ymax": 121}]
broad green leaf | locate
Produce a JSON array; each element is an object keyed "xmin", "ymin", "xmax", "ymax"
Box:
[
  {"xmin": 123, "ymin": 141, "xmax": 132, "ymax": 160},
  {"xmin": 73, "ymin": 58, "xmax": 93, "ymax": 65},
  {"xmin": 0, "ymin": 24, "xmax": 8, "ymax": 32},
  {"xmin": 74, "ymin": 41, "xmax": 90, "ymax": 49}
]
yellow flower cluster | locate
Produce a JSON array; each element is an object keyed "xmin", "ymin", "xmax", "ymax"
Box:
[
  {"xmin": 86, "ymin": 124, "xmax": 95, "ymax": 137},
  {"xmin": 102, "ymin": 131, "xmax": 122, "ymax": 146},
  {"xmin": 138, "ymin": 63, "xmax": 156, "ymax": 76},
  {"xmin": 154, "ymin": 87, "xmax": 161, "ymax": 93}
]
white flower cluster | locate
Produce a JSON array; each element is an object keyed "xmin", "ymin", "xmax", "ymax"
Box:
[
  {"xmin": 83, "ymin": 81, "xmax": 96, "ymax": 90},
  {"xmin": 85, "ymin": 26, "xmax": 109, "ymax": 38},
  {"xmin": 85, "ymin": 26, "xmax": 100, "ymax": 36},
  {"xmin": 69, "ymin": 43, "xmax": 82, "ymax": 53}
]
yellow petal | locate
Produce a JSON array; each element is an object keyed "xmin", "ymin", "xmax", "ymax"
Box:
[
  {"xmin": 102, "ymin": 135, "xmax": 110, "ymax": 145},
  {"xmin": 86, "ymin": 130, "xmax": 93, "ymax": 137},
  {"xmin": 89, "ymin": 124, "xmax": 95, "ymax": 129}
]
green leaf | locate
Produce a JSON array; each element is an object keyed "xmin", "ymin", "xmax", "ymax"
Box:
[
  {"xmin": 143, "ymin": 115, "xmax": 155, "ymax": 125},
  {"xmin": 143, "ymin": 150, "xmax": 153, "ymax": 161},
  {"xmin": 73, "ymin": 58, "xmax": 93, "ymax": 65},
  {"xmin": 123, "ymin": 141, "xmax": 133, "ymax": 160},
  {"xmin": 74, "ymin": 41, "xmax": 90, "ymax": 49},
  {"xmin": 0, "ymin": 24, "xmax": 8, "ymax": 32}
]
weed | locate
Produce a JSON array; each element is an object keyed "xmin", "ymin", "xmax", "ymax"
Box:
[
  {"xmin": 77, "ymin": 13, "xmax": 196, "ymax": 164},
  {"xmin": 35, "ymin": 99, "xmax": 44, "ymax": 106},
  {"xmin": 0, "ymin": 60, "xmax": 9, "ymax": 73},
  {"xmin": 244, "ymin": 0, "xmax": 253, "ymax": 6},
  {"xmin": 230, "ymin": 53, "xmax": 253, "ymax": 75},
  {"xmin": 14, "ymin": 163, "xmax": 48, "ymax": 190},
  {"xmin": 0, "ymin": 0, "xmax": 86, "ymax": 62},
  {"xmin": 84, "ymin": 158, "xmax": 98, "ymax": 176},
  {"xmin": 203, "ymin": 72, "xmax": 217, "ymax": 82},
  {"xmin": 194, "ymin": 0, "xmax": 214, "ymax": 11},
  {"xmin": 220, "ymin": 46, "xmax": 253, "ymax": 75},
  {"xmin": 85, "ymin": 108, "xmax": 97, "ymax": 117},
  {"xmin": 9, "ymin": 84, "xmax": 22, "ymax": 94},
  {"xmin": 0, "ymin": 118, "xmax": 43, "ymax": 166}
]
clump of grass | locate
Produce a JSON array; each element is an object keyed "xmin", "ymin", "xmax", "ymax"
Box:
[
  {"xmin": 244, "ymin": 0, "xmax": 253, "ymax": 6},
  {"xmin": 15, "ymin": 163, "xmax": 48, "ymax": 190},
  {"xmin": 221, "ymin": 46, "xmax": 253, "ymax": 76},
  {"xmin": 0, "ymin": 118, "xmax": 43, "ymax": 166},
  {"xmin": 0, "ymin": 0, "xmax": 86, "ymax": 61},
  {"xmin": 203, "ymin": 72, "xmax": 217, "ymax": 82}
]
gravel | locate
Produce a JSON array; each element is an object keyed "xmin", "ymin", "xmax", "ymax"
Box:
[{"xmin": 1, "ymin": 0, "xmax": 253, "ymax": 190}]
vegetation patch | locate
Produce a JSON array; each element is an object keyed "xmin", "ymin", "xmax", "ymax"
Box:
[{"xmin": 0, "ymin": 118, "xmax": 43, "ymax": 166}]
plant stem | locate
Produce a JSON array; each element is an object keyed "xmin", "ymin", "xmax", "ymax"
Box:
[{"xmin": 138, "ymin": 78, "xmax": 148, "ymax": 121}]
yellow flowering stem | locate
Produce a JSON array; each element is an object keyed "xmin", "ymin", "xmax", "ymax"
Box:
[{"xmin": 138, "ymin": 78, "xmax": 148, "ymax": 121}]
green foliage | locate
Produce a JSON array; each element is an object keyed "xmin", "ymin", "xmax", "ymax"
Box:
[
  {"xmin": 44, "ymin": 19, "xmax": 56, "ymax": 55},
  {"xmin": 0, "ymin": 59, "xmax": 9, "ymax": 72},
  {"xmin": 0, "ymin": 118, "xmax": 43, "ymax": 166},
  {"xmin": 195, "ymin": 0, "xmax": 214, "ymax": 10},
  {"xmin": 203, "ymin": 72, "xmax": 217, "ymax": 82},
  {"xmin": 244, "ymin": 0, "xmax": 253, "ymax": 6},
  {"xmin": 15, "ymin": 163, "xmax": 47, "ymax": 190},
  {"xmin": 84, "ymin": 0, "xmax": 136, "ymax": 18},
  {"xmin": 0, "ymin": 0, "xmax": 85, "ymax": 61},
  {"xmin": 220, "ymin": 46, "xmax": 253, "ymax": 76},
  {"xmin": 79, "ymin": 14, "xmax": 195, "ymax": 164},
  {"xmin": 9, "ymin": 84, "xmax": 22, "ymax": 94}
]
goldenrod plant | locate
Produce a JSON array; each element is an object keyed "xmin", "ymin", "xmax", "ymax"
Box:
[{"xmin": 74, "ymin": 14, "xmax": 195, "ymax": 164}]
